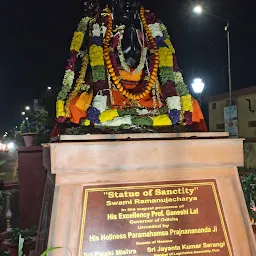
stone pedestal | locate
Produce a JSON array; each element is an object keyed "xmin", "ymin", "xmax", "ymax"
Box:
[
  {"xmin": 18, "ymin": 146, "xmax": 46, "ymax": 229},
  {"xmin": 43, "ymin": 133, "xmax": 256, "ymax": 255}
]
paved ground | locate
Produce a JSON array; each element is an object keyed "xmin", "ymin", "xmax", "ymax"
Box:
[{"xmin": 0, "ymin": 150, "xmax": 18, "ymax": 182}]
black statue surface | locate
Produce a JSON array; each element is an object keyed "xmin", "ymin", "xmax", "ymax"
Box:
[{"xmin": 111, "ymin": 0, "xmax": 142, "ymax": 67}]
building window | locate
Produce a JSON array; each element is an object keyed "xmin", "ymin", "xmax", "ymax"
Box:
[
  {"xmin": 212, "ymin": 103, "xmax": 216, "ymax": 110},
  {"xmin": 216, "ymin": 123, "xmax": 225, "ymax": 130}
]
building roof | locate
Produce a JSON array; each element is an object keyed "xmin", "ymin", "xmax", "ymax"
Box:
[{"xmin": 206, "ymin": 86, "xmax": 256, "ymax": 102}]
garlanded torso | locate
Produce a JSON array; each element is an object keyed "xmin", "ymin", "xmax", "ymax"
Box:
[{"xmin": 55, "ymin": 6, "xmax": 205, "ymax": 132}]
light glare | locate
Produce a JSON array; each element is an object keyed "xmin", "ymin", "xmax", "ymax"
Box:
[
  {"xmin": 193, "ymin": 5, "xmax": 203, "ymax": 14},
  {"xmin": 7, "ymin": 142, "xmax": 15, "ymax": 150},
  {"xmin": 192, "ymin": 78, "xmax": 205, "ymax": 94}
]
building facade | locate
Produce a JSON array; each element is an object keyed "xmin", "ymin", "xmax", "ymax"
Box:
[
  {"xmin": 207, "ymin": 86, "xmax": 256, "ymax": 171},
  {"xmin": 208, "ymin": 86, "xmax": 256, "ymax": 138}
]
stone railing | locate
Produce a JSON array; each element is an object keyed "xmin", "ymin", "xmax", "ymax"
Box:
[{"xmin": 0, "ymin": 181, "xmax": 19, "ymax": 251}]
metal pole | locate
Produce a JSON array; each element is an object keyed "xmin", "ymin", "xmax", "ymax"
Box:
[{"xmin": 225, "ymin": 22, "xmax": 232, "ymax": 106}]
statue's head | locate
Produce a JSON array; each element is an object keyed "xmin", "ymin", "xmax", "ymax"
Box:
[
  {"xmin": 84, "ymin": 0, "xmax": 140, "ymax": 24},
  {"xmin": 111, "ymin": 0, "xmax": 140, "ymax": 25}
]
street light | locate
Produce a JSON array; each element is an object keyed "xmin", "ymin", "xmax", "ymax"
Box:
[
  {"xmin": 193, "ymin": 5, "xmax": 232, "ymax": 106},
  {"xmin": 193, "ymin": 5, "xmax": 202, "ymax": 14},
  {"xmin": 21, "ymin": 112, "xmax": 26, "ymax": 116},
  {"xmin": 25, "ymin": 117, "xmax": 29, "ymax": 121},
  {"xmin": 47, "ymin": 86, "xmax": 52, "ymax": 91},
  {"xmin": 192, "ymin": 78, "xmax": 205, "ymax": 105},
  {"xmin": 25, "ymin": 106, "xmax": 30, "ymax": 111},
  {"xmin": 192, "ymin": 78, "xmax": 205, "ymax": 94}
]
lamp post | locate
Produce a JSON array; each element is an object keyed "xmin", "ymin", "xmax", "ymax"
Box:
[
  {"xmin": 193, "ymin": 5, "xmax": 232, "ymax": 106},
  {"xmin": 192, "ymin": 78, "xmax": 205, "ymax": 105}
]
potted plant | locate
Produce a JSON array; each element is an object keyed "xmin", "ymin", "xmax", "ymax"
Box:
[
  {"xmin": 19, "ymin": 120, "xmax": 38, "ymax": 147},
  {"xmin": 241, "ymin": 174, "xmax": 256, "ymax": 236},
  {"xmin": 4, "ymin": 227, "xmax": 37, "ymax": 256},
  {"xmin": 19, "ymin": 109, "xmax": 50, "ymax": 147}
]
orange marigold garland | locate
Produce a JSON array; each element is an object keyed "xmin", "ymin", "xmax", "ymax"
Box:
[{"xmin": 103, "ymin": 7, "xmax": 159, "ymax": 100}]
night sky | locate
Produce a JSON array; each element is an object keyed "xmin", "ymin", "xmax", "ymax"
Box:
[{"xmin": 1, "ymin": 0, "xmax": 255, "ymax": 133}]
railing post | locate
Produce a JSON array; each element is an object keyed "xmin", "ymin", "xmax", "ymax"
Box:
[{"xmin": 4, "ymin": 192, "xmax": 12, "ymax": 231}]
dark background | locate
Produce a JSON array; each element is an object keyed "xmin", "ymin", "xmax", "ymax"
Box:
[{"xmin": 1, "ymin": 0, "xmax": 255, "ymax": 133}]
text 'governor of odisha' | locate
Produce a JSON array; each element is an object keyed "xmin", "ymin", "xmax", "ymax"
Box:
[{"xmin": 79, "ymin": 180, "xmax": 233, "ymax": 256}]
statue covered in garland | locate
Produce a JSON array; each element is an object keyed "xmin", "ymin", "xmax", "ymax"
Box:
[{"xmin": 52, "ymin": 0, "xmax": 207, "ymax": 136}]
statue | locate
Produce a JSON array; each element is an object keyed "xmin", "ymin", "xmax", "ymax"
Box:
[{"xmin": 52, "ymin": 0, "xmax": 207, "ymax": 137}]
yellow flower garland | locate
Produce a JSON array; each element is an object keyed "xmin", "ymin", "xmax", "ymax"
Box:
[
  {"xmin": 84, "ymin": 119, "xmax": 91, "ymax": 126},
  {"xmin": 164, "ymin": 39, "xmax": 175, "ymax": 54},
  {"xmin": 89, "ymin": 45, "xmax": 104, "ymax": 66},
  {"xmin": 99, "ymin": 109, "xmax": 119, "ymax": 123},
  {"xmin": 152, "ymin": 115, "xmax": 172, "ymax": 126},
  {"xmin": 64, "ymin": 54, "xmax": 89, "ymax": 118},
  {"xmin": 56, "ymin": 100, "xmax": 65, "ymax": 118},
  {"xmin": 159, "ymin": 47, "xmax": 173, "ymax": 67},
  {"xmin": 70, "ymin": 32, "xmax": 84, "ymax": 52},
  {"xmin": 181, "ymin": 94, "xmax": 193, "ymax": 112}
]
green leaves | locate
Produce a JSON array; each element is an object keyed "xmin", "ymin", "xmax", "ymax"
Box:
[
  {"xmin": 18, "ymin": 235, "xmax": 24, "ymax": 256},
  {"xmin": 40, "ymin": 247, "xmax": 62, "ymax": 256},
  {"xmin": 18, "ymin": 235, "xmax": 61, "ymax": 256},
  {"xmin": 242, "ymin": 174, "xmax": 256, "ymax": 221}
]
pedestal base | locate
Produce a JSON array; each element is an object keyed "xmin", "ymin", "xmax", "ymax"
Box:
[{"xmin": 42, "ymin": 133, "xmax": 256, "ymax": 255}]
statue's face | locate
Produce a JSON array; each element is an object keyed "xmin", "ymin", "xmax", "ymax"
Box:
[{"xmin": 111, "ymin": 0, "xmax": 139, "ymax": 25}]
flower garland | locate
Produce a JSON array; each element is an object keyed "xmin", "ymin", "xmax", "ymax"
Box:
[
  {"xmin": 116, "ymin": 27, "xmax": 148, "ymax": 74},
  {"xmin": 89, "ymin": 23, "xmax": 106, "ymax": 83},
  {"xmin": 56, "ymin": 17, "xmax": 91, "ymax": 119},
  {"xmin": 117, "ymin": 42, "xmax": 148, "ymax": 74},
  {"xmin": 145, "ymin": 13, "xmax": 193, "ymax": 125},
  {"xmin": 64, "ymin": 54, "xmax": 89, "ymax": 118},
  {"xmin": 55, "ymin": 7, "xmax": 201, "ymax": 130},
  {"xmin": 103, "ymin": 7, "xmax": 159, "ymax": 100}
]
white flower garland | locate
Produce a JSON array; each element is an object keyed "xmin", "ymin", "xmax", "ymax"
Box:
[
  {"xmin": 107, "ymin": 71, "xmax": 114, "ymax": 106},
  {"xmin": 155, "ymin": 80, "xmax": 163, "ymax": 108},
  {"xmin": 117, "ymin": 33, "xmax": 148, "ymax": 74},
  {"xmin": 78, "ymin": 17, "xmax": 91, "ymax": 33},
  {"xmin": 136, "ymin": 109, "xmax": 150, "ymax": 115},
  {"xmin": 92, "ymin": 94, "xmax": 107, "ymax": 113},
  {"xmin": 166, "ymin": 96, "xmax": 181, "ymax": 111},
  {"xmin": 173, "ymin": 71, "xmax": 184, "ymax": 84},
  {"xmin": 152, "ymin": 86, "xmax": 157, "ymax": 110},
  {"xmin": 149, "ymin": 23, "xmax": 163, "ymax": 38},
  {"xmin": 101, "ymin": 25, "xmax": 107, "ymax": 37},
  {"xmin": 62, "ymin": 69, "xmax": 75, "ymax": 87},
  {"xmin": 92, "ymin": 24, "xmax": 101, "ymax": 37},
  {"xmin": 102, "ymin": 116, "xmax": 132, "ymax": 127}
]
